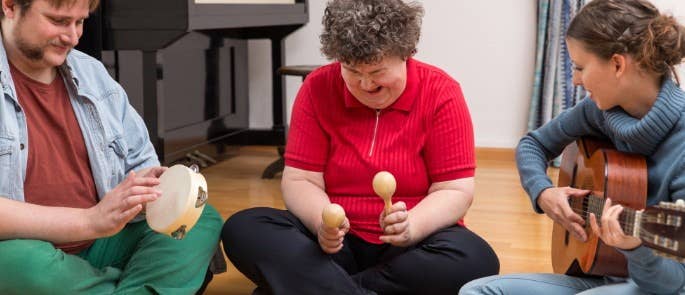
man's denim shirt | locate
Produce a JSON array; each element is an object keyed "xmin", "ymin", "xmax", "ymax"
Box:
[{"xmin": 0, "ymin": 42, "xmax": 159, "ymax": 202}]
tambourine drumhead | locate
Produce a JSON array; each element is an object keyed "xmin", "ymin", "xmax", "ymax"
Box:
[{"xmin": 146, "ymin": 165, "xmax": 208, "ymax": 239}]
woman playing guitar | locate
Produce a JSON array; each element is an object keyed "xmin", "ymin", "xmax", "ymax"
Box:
[{"xmin": 460, "ymin": 0, "xmax": 685, "ymax": 294}]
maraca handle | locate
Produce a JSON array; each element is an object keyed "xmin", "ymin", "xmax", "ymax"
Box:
[{"xmin": 384, "ymin": 200, "xmax": 392, "ymax": 213}]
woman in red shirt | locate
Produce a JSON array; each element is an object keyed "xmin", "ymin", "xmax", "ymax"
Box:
[{"xmin": 222, "ymin": 0, "xmax": 499, "ymax": 294}]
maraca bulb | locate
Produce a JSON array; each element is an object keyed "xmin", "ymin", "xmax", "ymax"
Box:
[
  {"xmin": 372, "ymin": 171, "xmax": 396, "ymax": 199},
  {"xmin": 322, "ymin": 203, "xmax": 346, "ymax": 228}
]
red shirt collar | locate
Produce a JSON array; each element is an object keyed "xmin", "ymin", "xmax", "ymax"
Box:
[{"xmin": 342, "ymin": 58, "xmax": 419, "ymax": 112}]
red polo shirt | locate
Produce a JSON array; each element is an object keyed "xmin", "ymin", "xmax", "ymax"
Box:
[{"xmin": 285, "ymin": 58, "xmax": 475, "ymax": 244}]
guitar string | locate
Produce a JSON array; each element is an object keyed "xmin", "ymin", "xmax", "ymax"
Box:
[
  {"xmin": 569, "ymin": 207, "xmax": 645, "ymax": 226},
  {"xmin": 566, "ymin": 207, "xmax": 674, "ymax": 241},
  {"xmin": 564, "ymin": 210, "xmax": 668, "ymax": 243}
]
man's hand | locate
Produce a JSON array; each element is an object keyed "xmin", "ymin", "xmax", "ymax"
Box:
[
  {"xmin": 589, "ymin": 198, "xmax": 642, "ymax": 250},
  {"xmin": 538, "ymin": 186, "xmax": 590, "ymax": 242},
  {"xmin": 318, "ymin": 217, "xmax": 349, "ymax": 254},
  {"xmin": 379, "ymin": 201, "xmax": 413, "ymax": 247},
  {"xmin": 137, "ymin": 166, "xmax": 167, "ymax": 178},
  {"xmin": 86, "ymin": 171, "xmax": 161, "ymax": 238}
]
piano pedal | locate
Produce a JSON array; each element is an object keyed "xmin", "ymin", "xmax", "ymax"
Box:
[
  {"xmin": 193, "ymin": 150, "xmax": 217, "ymax": 164},
  {"xmin": 186, "ymin": 153, "xmax": 208, "ymax": 168}
]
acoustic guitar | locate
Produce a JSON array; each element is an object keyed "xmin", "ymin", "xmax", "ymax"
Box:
[{"xmin": 552, "ymin": 138, "xmax": 685, "ymax": 277}]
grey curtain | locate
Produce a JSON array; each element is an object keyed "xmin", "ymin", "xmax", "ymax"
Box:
[{"xmin": 528, "ymin": 0, "xmax": 586, "ymax": 132}]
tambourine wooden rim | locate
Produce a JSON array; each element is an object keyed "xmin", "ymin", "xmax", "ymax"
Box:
[{"xmin": 146, "ymin": 164, "xmax": 208, "ymax": 239}]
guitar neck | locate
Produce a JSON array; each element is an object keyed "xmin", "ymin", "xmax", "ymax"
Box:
[
  {"xmin": 583, "ymin": 195, "xmax": 685, "ymax": 261},
  {"xmin": 582, "ymin": 194, "xmax": 640, "ymax": 237}
]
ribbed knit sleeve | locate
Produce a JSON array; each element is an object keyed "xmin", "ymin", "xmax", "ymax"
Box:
[
  {"xmin": 516, "ymin": 98, "xmax": 606, "ymax": 213},
  {"xmin": 284, "ymin": 77, "xmax": 330, "ymax": 172},
  {"xmin": 424, "ymin": 81, "xmax": 475, "ymax": 182},
  {"xmin": 618, "ymin": 246, "xmax": 685, "ymax": 294}
]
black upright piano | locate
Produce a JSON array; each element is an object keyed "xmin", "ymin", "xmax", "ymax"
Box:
[{"xmin": 78, "ymin": 0, "xmax": 308, "ymax": 164}]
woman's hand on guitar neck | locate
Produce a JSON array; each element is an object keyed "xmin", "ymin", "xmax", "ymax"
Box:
[
  {"xmin": 589, "ymin": 198, "xmax": 642, "ymax": 250},
  {"xmin": 538, "ymin": 187, "xmax": 591, "ymax": 242}
]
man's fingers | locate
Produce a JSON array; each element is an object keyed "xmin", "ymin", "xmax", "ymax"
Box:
[
  {"xmin": 119, "ymin": 171, "xmax": 137, "ymax": 187},
  {"xmin": 129, "ymin": 176, "xmax": 161, "ymax": 187},
  {"xmin": 125, "ymin": 186, "xmax": 162, "ymax": 198},
  {"xmin": 147, "ymin": 166, "xmax": 167, "ymax": 178},
  {"xmin": 123, "ymin": 194, "xmax": 160, "ymax": 209},
  {"xmin": 115, "ymin": 175, "xmax": 160, "ymax": 192},
  {"xmin": 118, "ymin": 204, "xmax": 143, "ymax": 223}
]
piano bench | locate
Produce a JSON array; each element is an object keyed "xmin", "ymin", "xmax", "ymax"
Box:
[
  {"xmin": 277, "ymin": 65, "xmax": 321, "ymax": 81},
  {"xmin": 262, "ymin": 65, "xmax": 322, "ymax": 179}
]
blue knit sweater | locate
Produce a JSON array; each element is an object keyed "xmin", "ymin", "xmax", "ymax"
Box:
[{"xmin": 516, "ymin": 78, "xmax": 685, "ymax": 294}]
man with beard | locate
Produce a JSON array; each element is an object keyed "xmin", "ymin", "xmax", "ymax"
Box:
[{"xmin": 0, "ymin": 0, "xmax": 223, "ymax": 294}]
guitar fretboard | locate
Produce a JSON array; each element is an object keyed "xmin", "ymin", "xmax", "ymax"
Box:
[
  {"xmin": 576, "ymin": 195, "xmax": 685, "ymax": 260},
  {"xmin": 573, "ymin": 194, "xmax": 638, "ymax": 236}
]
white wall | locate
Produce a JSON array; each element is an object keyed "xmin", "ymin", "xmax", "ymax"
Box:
[
  {"xmin": 248, "ymin": 0, "xmax": 685, "ymax": 148},
  {"xmin": 652, "ymin": 0, "xmax": 685, "ymax": 80}
]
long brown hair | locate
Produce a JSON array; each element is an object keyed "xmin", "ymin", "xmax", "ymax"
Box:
[{"xmin": 567, "ymin": 0, "xmax": 685, "ymax": 82}]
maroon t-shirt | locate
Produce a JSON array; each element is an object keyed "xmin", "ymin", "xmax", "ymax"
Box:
[{"xmin": 11, "ymin": 63, "xmax": 98, "ymax": 254}]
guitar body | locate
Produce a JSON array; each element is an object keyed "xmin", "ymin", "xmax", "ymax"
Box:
[{"xmin": 552, "ymin": 138, "xmax": 648, "ymax": 277}]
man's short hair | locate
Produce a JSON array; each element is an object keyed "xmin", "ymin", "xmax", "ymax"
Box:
[{"xmin": 1, "ymin": 0, "xmax": 100, "ymax": 16}]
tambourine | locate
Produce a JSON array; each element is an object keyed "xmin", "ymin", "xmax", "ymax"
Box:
[{"xmin": 146, "ymin": 164, "xmax": 208, "ymax": 240}]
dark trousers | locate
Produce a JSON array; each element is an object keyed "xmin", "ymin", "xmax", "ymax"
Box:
[{"xmin": 222, "ymin": 207, "xmax": 499, "ymax": 295}]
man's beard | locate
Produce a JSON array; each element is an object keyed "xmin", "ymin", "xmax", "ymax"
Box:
[
  {"xmin": 16, "ymin": 37, "xmax": 44, "ymax": 61},
  {"xmin": 13, "ymin": 25, "xmax": 71, "ymax": 63},
  {"xmin": 14, "ymin": 27, "xmax": 45, "ymax": 61}
]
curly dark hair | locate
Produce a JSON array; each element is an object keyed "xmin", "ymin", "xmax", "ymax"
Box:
[
  {"xmin": 320, "ymin": 0, "xmax": 424, "ymax": 65},
  {"xmin": 567, "ymin": 0, "xmax": 685, "ymax": 79}
]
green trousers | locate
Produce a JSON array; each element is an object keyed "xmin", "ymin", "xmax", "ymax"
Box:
[{"xmin": 0, "ymin": 205, "xmax": 223, "ymax": 295}]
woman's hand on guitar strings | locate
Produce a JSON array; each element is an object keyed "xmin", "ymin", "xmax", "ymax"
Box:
[
  {"xmin": 589, "ymin": 198, "xmax": 642, "ymax": 250},
  {"xmin": 538, "ymin": 187, "xmax": 591, "ymax": 242}
]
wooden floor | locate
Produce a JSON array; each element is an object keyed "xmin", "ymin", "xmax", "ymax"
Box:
[{"xmin": 202, "ymin": 146, "xmax": 558, "ymax": 294}]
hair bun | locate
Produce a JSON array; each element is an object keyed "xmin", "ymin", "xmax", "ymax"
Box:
[{"xmin": 643, "ymin": 14, "xmax": 685, "ymax": 69}]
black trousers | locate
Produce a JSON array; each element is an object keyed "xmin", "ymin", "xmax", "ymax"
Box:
[{"xmin": 222, "ymin": 207, "xmax": 499, "ymax": 295}]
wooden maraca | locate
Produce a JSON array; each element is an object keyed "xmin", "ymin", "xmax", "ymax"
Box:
[
  {"xmin": 322, "ymin": 203, "xmax": 346, "ymax": 228},
  {"xmin": 373, "ymin": 171, "xmax": 396, "ymax": 213}
]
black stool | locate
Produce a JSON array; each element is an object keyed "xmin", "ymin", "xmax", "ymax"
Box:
[{"xmin": 262, "ymin": 65, "xmax": 321, "ymax": 179}]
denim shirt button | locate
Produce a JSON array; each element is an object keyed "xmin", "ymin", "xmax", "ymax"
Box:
[{"xmin": 19, "ymin": 143, "xmax": 24, "ymax": 150}]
